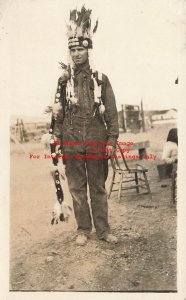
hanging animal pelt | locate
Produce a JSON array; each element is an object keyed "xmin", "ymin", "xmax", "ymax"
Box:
[
  {"xmin": 41, "ymin": 131, "xmax": 72, "ymax": 225},
  {"xmin": 42, "ymin": 77, "xmax": 72, "ymax": 225}
]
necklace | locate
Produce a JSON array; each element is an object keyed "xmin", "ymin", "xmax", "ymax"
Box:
[{"xmin": 66, "ymin": 69, "xmax": 105, "ymax": 114}]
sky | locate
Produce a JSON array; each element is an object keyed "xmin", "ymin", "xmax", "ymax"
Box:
[{"xmin": 0, "ymin": 0, "xmax": 186, "ymax": 116}]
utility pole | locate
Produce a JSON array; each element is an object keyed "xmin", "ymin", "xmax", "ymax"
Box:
[
  {"xmin": 121, "ymin": 105, "xmax": 126, "ymax": 133},
  {"xmin": 141, "ymin": 99, "xmax": 145, "ymax": 132}
]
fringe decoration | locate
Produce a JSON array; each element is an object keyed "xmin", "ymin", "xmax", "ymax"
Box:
[{"xmin": 88, "ymin": 48, "xmax": 96, "ymax": 73}]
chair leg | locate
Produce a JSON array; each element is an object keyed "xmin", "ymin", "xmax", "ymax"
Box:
[
  {"xmin": 108, "ymin": 171, "xmax": 116, "ymax": 199},
  {"xmin": 135, "ymin": 172, "xmax": 139, "ymax": 193},
  {"xmin": 118, "ymin": 173, "xmax": 123, "ymax": 203},
  {"xmin": 143, "ymin": 172, "xmax": 151, "ymax": 194}
]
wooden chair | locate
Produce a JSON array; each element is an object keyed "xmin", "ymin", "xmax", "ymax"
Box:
[{"xmin": 108, "ymin": 144, "xmax": 151, "ymax": 202}]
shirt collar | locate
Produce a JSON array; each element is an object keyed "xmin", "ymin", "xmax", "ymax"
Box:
[{"xmin": 74, "ymin": 61, "xmax": 91, "ymax": 75}]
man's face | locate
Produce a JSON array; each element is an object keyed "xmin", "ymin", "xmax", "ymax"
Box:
[{"xmin": 70, "ymin": 46, "xmax": 88, "ymax": 66}]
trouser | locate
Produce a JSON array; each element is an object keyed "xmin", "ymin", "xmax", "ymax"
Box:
[
  {"xmin": 65, "ymin": 156, "xmax": 109, "ymax": 238},
  {"xmin": 62, "ymin": 115, "xmax": 110, "ymax": 238}
]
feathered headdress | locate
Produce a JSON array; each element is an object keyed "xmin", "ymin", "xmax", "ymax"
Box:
[{"xmin": 67, "ymin": 6, "xmax": 98, "ymax": 49}]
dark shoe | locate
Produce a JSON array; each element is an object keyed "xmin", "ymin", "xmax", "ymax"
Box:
[{"xmin": 75, "ymin": 234, "xmax": 88, "ymax": 246}]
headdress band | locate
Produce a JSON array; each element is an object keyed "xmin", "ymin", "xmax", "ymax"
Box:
[{"xmin": 68, "ymin": 37, "xmax": 93, "ymax": 49}]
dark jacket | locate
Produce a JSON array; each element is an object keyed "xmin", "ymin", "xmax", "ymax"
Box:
[{"xmin": 53, "ymin": 65, "xmax": 119, "ymax": 147}]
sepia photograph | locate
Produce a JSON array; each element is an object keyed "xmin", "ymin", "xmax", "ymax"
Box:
[{"xmin": 0, "ymin": 0, "xmax": 186, "ymax": 298}]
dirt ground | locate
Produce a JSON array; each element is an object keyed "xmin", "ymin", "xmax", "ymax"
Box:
[{"xmin": 10, "ymin": 123, "xmax": 177, "ymax": 292}]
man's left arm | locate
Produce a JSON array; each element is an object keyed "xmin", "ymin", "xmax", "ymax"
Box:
[{"xmin": 102, "ymin": 74, "xmax": 119, "ymax": 152}]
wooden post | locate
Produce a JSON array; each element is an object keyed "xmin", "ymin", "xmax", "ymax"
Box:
[
  {"xmin": 20, "ymin": 119, "xmax": 26, "ymax": 143},
  {"xmin": 141, "ymin": 99, "xmax": 146, "ymax": 132},
  {"xmin": 121, "ymin": 105, "xmax": 126, "ymax": 133}
]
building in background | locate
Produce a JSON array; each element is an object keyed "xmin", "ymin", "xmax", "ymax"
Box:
[
  {"xmin": 145, "ymin": 108, "xmax": 177, "ymax": 125},
  {"xmin": 10, "ymin": 116, "xmax": 50, "ymax": 143}
]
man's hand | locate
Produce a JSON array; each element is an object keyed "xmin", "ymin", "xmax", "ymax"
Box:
[{"xmin": 106, "ymin": 145, "xmax": 115, "ymax": 157}]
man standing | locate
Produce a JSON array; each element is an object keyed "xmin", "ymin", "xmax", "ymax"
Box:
[{"xmin": 51, "ymin": 6, "xmax": 119, "ymax": 245}]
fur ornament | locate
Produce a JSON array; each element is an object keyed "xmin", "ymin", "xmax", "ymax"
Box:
[{"xmin": 51, "ymin": 201, "xmax": 72, "ymax": 225}]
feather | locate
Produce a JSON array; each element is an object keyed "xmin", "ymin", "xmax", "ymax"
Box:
[
  {"xmin": 81, "ymin": 10, "xmax": 91, "ymax": 32},
  {"xmin": 70, "ymin": 9, "xmax": 77, "ymax": 22},
  {"xmin": 58, "ymin": 62, "xmax": 67, "ymax": 69},
  {"xmin": 68, "ymin": 6, "xmax": 96, "ymax": 40},
  {"xmin": 77, "ymin": 5, "xmax": 86, "ymax": 27},
  {"xmin": 93, "ymin": 19, "xmax": 98, "ymax": 34},
  {"xmin": 82, "ymin": 20, "xmax": 90, "ymax": 33},
  {"xmin": 82, "ymin": 9, "xmax": 91, "ymax": 24},
  {"xmin": 66, "ymin": 24, "xmax": 73, "ymax": 38},
  {"xmin": 83, "ymin": 30, "xmax": 89, "ymax": 38},
  {"xmin": 70, "ymin": 21, "xmax": 77, "ymax": 36},
  {"xmin": 76, "ymin": 11, "xmax": 81, "ymax": 27},
  {"xmin": 76, "ymin": 25, "xmax": 83, "ymax": 37},
  {"xmin": 86, "ymin": 27, "xmax": 93, "ymax": 38}
]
